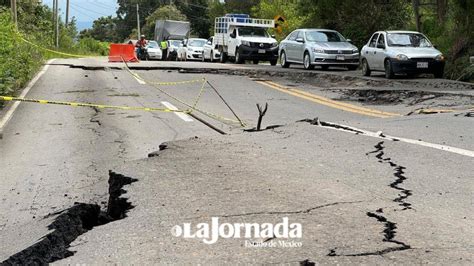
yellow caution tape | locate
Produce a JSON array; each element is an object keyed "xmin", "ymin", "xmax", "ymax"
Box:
[
  {"xmin": 120, "ymin": 61, "xmax": 245, "ymax": 126},
  {"xmin": 0, "ymin": 96, "xmax": 185, "ymax": 113},
  {"xmin": 20, "ymin": 36, "xmax": 96, "ymax": 58},
  {"xmin": 16, "ymin": 36, "xmax": 246, "ymax": 127},
  {"xmin": 150, "ymin": 79, "xmax": 206, "ymax": 86}
]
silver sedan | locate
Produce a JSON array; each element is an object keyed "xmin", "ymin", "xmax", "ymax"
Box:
[{"xmin": 279, "ymin": 29, "xmax": 359, "ymax": 70}]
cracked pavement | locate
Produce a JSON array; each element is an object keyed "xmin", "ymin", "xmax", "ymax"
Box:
[{"xmin": 0, "ymin": 58, "xmax": 473, "ymax": 264}]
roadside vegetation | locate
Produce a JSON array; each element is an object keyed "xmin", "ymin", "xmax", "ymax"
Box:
[{"xmin": 0, "ymin": 2, "xmax": 108, "ymax": 101}]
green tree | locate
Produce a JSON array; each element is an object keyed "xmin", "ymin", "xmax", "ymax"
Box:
[
  {"xmin": 116, "ymin": 0, "xmax": 162, "ymax": 41},
  {"xmin": 295, "ymin": 0, "xmax": 411, "ymax": 49},
  {"xmin": 252, "ymin": 0, "xmax": 307, "ymax": 40},
  {"xmin": 81, "ymin": 16, "xmax": 120, "ymax": 42},
  {"xmin": 175, "ymin": 0, "xmax": 211, "ymax": 38},
  {"xmin": 142, "ymin": 5, "xmax": 187, "ymax": 38},
  {"xmin": 224, "ymin": 0, "xmax": 259, "ymax": 14}
]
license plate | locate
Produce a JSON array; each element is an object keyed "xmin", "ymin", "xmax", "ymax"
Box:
[
  {"xmin": 336, "ymin": 55, "xmax": 345, "ymax": 61},
  {"xmin": 258, "ymin": 49, "xmax": 266, "ymax": 54},
  {"xmin": 417, "ymin": 62, "xmax": 428, "ymax": 68}
]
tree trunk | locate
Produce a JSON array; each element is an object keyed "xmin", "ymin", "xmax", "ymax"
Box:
[
  {"xmin": 437, "ymin": 0, "xmax": 447, "ymax": 23},
  {"xmin": 412, "ymin": 0, "xmax": 421, "ymax": 32}
]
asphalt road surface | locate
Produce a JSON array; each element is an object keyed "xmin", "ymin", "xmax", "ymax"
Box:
[{"xmin": 0, "ymin": 58, "xmax": 472, "ymax": 265}]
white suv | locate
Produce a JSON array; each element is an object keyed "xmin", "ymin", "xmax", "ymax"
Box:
[{"xmin": 361, "ymin": 31, "xmax": 445, "ymax": 79}]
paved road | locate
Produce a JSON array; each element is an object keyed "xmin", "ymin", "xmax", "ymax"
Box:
[{"xmin": 0, "ymin": 58, "xmax": 472, "ymax": 264}]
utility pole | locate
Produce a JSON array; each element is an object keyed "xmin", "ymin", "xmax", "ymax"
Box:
[
  {"xmin": 136, "ymin": 4, "xmax": 141, "ymax": 38},
  {"xmin": 65, "ymin": 0, "xmax": 70, "ymax": 26},
  {"xmin": 11, "ymin": 0, "xmax": 17, "ymax": 29},
  {"xmin": 55, "ymin": 0, "xmax": 59, "ymax": 48},
  {"xmin": 52, "ymin": 0, "xmax": 56, "ymax": 36}
]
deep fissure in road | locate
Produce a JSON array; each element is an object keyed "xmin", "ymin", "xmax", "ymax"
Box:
[
  {"xmin": 327, "ymin": 141, "xmax": 413, "ymax": 257},
  {"xmin": 2, "ymin": 171, "xmax": 137, "ymax": 265},
  {"xmin": 366, "ymin": 141, "xmax": 413, "ymax": 210}
]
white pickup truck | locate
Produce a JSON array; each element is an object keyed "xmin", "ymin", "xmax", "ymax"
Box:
[{"xmin": 214, "ymin": 14, "xmax": 279, "ymax": 65}]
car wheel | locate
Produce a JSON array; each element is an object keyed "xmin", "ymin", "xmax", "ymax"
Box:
[
  {"xmin": 280, "ymin": 51, "xmax": 290, "ymax": 68},
  {"xmin": 384, "ymin": 59, "xmax": 395, "ymax": 79},
  {"xmin": 270, "ymin": 59, "xmax": 277, "ymax": 66},
  {"xmin": 210, "ymin": 52, "xmax": 214, "ymax": 62},
  {"xmin": 321, "ymin": 65, "xmax": 329, "ymax": 70},
  {"xmin": 220, "ymin": 52, "xmax": 227, "ymax": 63},
  {"xmin": 235, "ymin": 49, "xmax": 244, "ymax": 64},
  {"xmin": 202, "ymin": 54, "xmax": 206, "ymax": 62},
  {"xmin": 303, "ymin": 52, "xmax": 314, "ymax": 70},
  {"xmin": 362, "ymin": 58, "xmax": 371, "ymax": 76},
  {"xmin": 433, "ymin": 69, "xmax": 444, "ymax": 78},
  {"xmin": 347, "ymin": 65, "xmax": 358, "ymax": 71}
]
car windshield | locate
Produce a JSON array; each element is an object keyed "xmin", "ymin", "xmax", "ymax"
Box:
[
  {"xmin": 306, "ymin": 31, "xmax": 346, "ymax": 42},
  {"xmin": 188, "ymin": 40, "xmax": 206, "ymax": 47},
  {"xmin": 147, "ymin": 41, "xmax": 158, "ymax": 48},
  {"xmin": 238, "ymin": 27, "xmax": 269, "ymax": 37},
  {"xmin": 387, "ymin": 33, "xmax": 432, "ymax": 47},
  {"xmin": 169, "ymin": 40, "xmax": 182, "ymax": 47}
]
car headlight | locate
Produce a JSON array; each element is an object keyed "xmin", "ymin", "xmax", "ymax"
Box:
[
  {"xmin": 187, "ymin": 48, "xmax": 193, "ymax": 52},
  {"xmin": 352, "ymin": 48, "xmax": 358, "ymax": 53},
  {"xmin": 312, "ymin": 47, "xmax": 324, "ymax": 53},
  {"xmin": 395, "ymin": 54, "xmax": 409, "ymax": 61},
  {"xmin": 435, "ymin": 54, "xmax": 445, "ymax": 61},
  {"xmin": 271, "ymin": 42, "xmax": 278, "ymax": 47},
  {"xmin": 241, "ymin": 40, "xmax": 250, "ymax": 47}
]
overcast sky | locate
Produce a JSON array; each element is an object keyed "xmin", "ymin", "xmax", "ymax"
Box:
[{"xmin": 43, "ymin": 0, "xmax": 118, "ymax": 30}]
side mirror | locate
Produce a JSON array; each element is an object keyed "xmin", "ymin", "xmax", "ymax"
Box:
[
  {"xmin": 346, "ymin": 39, "xmax": 352, "ymax": 43},
  {"xmin": 376, "ymin": 43, "xmax": 385, "ymax": 49},
  {"xmin": 433, "ymin": 44, "xmax": 438, "ymax": 49},
  {"xmin": 230, "ymin": 32, "xmax": 236, "ymax": 38},
  {"xmin": 271, "ymin": 34, "xmax": 276, "ymax": 38},
  {"xmin": 207, "ymin": 41, "xmax": 212, "ymax": 45},
  {"xmin": 296, "ymin": 37, "xmax": 305, "ymax": 43}
]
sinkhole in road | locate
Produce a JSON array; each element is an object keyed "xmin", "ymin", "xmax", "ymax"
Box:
[{"xmin": 2, "ymin": 171, "xmax": 137, "ymax": 265}]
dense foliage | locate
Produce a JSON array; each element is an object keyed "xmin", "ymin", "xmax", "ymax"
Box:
[{"xmin": 0, "ymin": 1, "xmax": 109, "ymax": 100}]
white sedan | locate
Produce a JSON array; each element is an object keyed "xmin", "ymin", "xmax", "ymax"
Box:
[
  {"xmin": 202, "ymin": 36, "xmax": 220, "ymax": 62},
  {"xmin": 361, "ymin": 31, "xmax": 445, "ymax": 78},
  {"xmin": 146, "ymin": 41, "xmax": 162, "ymax": 60},
  {"xmin": 177, "ymin": 38, "xmax": 207, "ymax": 61}
]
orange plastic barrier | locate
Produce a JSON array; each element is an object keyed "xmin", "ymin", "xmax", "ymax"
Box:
[{"xmin": 108, "ymin": 44, "xmax": 138, "ymax": 62}]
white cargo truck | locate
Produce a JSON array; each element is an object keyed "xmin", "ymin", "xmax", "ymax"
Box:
[
  {"xmin": 214, "ymin": 14, "xmax": 279, "ymax": 65},
  {"xmin": 154, "ymin": 20, "xmax": 190, "ymax": 60}
]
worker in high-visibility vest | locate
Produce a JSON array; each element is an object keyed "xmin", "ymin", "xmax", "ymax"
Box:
[{"xmin": 160, "ymin": 40, "xmax": 168, "ymax": 61}]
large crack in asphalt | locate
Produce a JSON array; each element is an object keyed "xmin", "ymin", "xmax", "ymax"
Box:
[
  {"xmin": 326, "ymin": 141, "xmax": 412, "ymax": 257},
  {"xmin": 366, "ymin": 141, "xmax": 413, "ymax": 210},
  {"xmin": 1, "ymin": 171, "xmax": 137, "ymax": 265}
]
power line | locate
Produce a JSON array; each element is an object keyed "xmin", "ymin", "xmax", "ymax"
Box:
[
  {"xmin": 91, "ymin": 1, "xmax": 118, "ymax": 10},
  {"xmin": 70, "ymin": 2, "xmax": 110, "ymax": 17},
  {"xmin": 70, "ymin": 5, "xmax": 97, "ymax": 20}
]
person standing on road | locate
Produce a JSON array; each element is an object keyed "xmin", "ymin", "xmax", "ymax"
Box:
[
  {"xmin": 160, "ymin": 40, "xmax": 168, "ymax": 61},
  {"xmin": 136, "ymin": 35, "xmax": 148, "ymax": 59}
]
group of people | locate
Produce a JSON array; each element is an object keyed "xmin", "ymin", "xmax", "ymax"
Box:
[{"xmin": 129, "ymin": 35, "xmax": 169, "ymax": 60}]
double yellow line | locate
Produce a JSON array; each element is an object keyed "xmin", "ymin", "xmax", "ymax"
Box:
[{"xmin": 256, "ymin": 80, "xmax": 401, "ymax": 118}]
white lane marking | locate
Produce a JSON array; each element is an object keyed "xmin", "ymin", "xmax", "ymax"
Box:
[
  {"xmin": 161, "ymin": 101, "xmax": 193, "ymax": 122},
  {"xmin": 133, "ymin": 74, "xmax": 146, "ymax": 84},
  {"xmin": 0, "ymin": 59, "xmax": 56, "ymax": 139},
  {"xmin": 319, "ymin": 121, "xmax": 474, "ymax": 158}
]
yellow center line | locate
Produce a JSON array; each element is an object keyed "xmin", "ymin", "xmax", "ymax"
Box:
[{"xmin": 256, "ymin": 80, "xmax": 401, "ymax": 118}]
